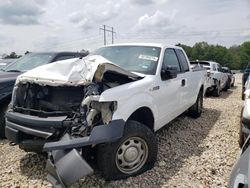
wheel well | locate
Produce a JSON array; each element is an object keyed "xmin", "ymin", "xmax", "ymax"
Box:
[{"xmin": 128, "ymin": 107, "xmax": 154, "ymax": 131}]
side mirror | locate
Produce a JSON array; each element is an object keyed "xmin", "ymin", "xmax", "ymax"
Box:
[{"xmin": 161, "ymin": 66, "xmax": 178, "ymax": 80}]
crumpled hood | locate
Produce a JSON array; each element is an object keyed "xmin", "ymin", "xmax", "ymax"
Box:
[{"xmin": 16, "ymin": 55, "xmax": 140, "ymax": 86}]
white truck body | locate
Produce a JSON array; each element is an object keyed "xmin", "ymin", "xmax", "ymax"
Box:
[
  {"xmin": 15, "ymin": 43, "xmax": 206, "ymax": 131},
  {"xmin": 7, "ymin": 43, "xmax": 207, "ymax": 187}
]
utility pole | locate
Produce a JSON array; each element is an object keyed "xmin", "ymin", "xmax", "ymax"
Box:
[{"xmin": 99, "ymin": 25, "xmax": 116, "ymax": 45}]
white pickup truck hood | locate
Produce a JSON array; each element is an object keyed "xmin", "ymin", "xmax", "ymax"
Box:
[{"xmin": 16, "ymin": 55, "xmax": 140, "ymax": 86}]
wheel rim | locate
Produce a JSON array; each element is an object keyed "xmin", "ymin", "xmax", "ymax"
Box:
[{"xmin": 115, "ymin": 137, "xmax": 148, "ymax": 174}]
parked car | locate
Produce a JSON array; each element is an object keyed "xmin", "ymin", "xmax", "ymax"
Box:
[
  {"xmin": 5, "ymin": 43, "xmax": 207, "ymax": 187},
  {"xmin": 239, "ymin": 75, "xmax": 250, "ymax": 147},
  {"xmin": 190, "ymin": 61, "xmax": 228, "ymax": 96},
  {"xmin": 0, "ymin": 52, "xmax": 87, "ymax": 138},
  {"xmin": 0, "ymin": 58, "xmax": 16, "ymax": 70},
  {"xmin": 242, "ymin": 62, "xmax": 250, "ymax": 100},
  {"xmin": 222, "ymin": 66, "xmax": 235, "ymax": 89},
  {"xmin": 229, "ymin": 135, "xmax": 250, "ymax": 188}
]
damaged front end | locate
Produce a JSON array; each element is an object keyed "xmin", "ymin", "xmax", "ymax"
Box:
[{"xmin": 5, "ymin": 56, "xmax": 141, "ymax": 187}]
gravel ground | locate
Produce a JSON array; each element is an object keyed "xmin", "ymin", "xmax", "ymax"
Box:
[{"xmin": 0, "ymin": 74, "xmax": 243, "ymax": 188}]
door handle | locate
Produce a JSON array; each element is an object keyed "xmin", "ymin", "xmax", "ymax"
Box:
[{"xmin": 181, "ymin": 79, "xmax": 186, "ymax": 87}]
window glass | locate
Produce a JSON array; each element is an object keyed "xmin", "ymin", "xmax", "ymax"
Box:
[
  {"xmin": 212, "ymin": 64, "xmax": 217, "ymax": 71},
  {"xmin": 4, "ymin": 53, "xmax": 54, "ymax": 72},
  {"xmin": 93, "ymin": 46, "xmax": 161, "ymax": 75},
  {"xmin": 163, "ymin": 49, "xmax": 181, "ymax": 72},
  {"xmin": 176, "ymin": 49, "xmax": 189, "ymax": 72}
]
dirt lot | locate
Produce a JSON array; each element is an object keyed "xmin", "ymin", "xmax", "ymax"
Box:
[{"xmin": 0, "ymin": 74, "xmax": 243, "ymax": 188}]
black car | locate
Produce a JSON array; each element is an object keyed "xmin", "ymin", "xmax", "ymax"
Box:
[
  {"xmin": 242, "ymin": 62, "xmax": 250, "ymax": 100},
  {"xmin": 0, "ymin": 58, "xmax": 17, "ymax": 70},
  {"xmin": 0, "ymin": 52, "xmax": 87, "ymax": 138}
]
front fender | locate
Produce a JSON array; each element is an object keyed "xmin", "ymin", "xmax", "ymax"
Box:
[{"xmin": 112, "ymin": 93, "xmax": 158, "ymax": 123}]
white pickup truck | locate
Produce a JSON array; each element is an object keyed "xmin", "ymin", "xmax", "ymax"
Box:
[
  {"xmin": 5, "ymin": 43, "xmax": 206, "ymax": 187},
  {"xmin": 190, "ymin": 61, "xmax": 228, "ymax": 96}
]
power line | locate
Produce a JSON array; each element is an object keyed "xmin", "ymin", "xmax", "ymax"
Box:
[{"xmin": 99, "ymin": 25, "xmax": 116, "ymax": 45}]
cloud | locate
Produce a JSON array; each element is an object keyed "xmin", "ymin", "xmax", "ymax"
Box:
[
  {"xmin": 130, "ymin": 0, "xmax": 168, "ymax": 5},
  {"xmin": 134, "ymin": 10, "xmax": 177, "ymax": 32},
  {"xmin": 68, "ymin": 1, "xmax": 121, "ymax": 31},
  {"xmin": 0, "ymin": 0, "xmax": 47, "ymax": 25},
  {"xmin": 241, "ymin": 30, "xmax": 250, "ymax": 37}
]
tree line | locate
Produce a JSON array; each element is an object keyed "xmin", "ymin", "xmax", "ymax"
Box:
[
  {"xmin": 2, "ymin": 43, "xmax": 250, "ymax": 70},
  {"xmin": 177, "ymin": 41, "xmax": 250, "ymax": 70}
]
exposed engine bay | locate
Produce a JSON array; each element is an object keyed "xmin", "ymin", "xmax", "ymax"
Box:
[{"xmin": 13, "ymin": 83, "xmax": 117, "ymax": 138}]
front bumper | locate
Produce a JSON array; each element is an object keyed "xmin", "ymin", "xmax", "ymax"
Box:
[
  {"xmin": 5, "ymin": 111, "xmax": 125, "ymax": 187},
  {"xmin": 5, "ymin": 111, "xmax": 67, "ymax": 151}
]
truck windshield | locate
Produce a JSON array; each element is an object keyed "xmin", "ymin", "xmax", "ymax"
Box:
[
  {"xmin": 4, "ymin": 53, "xmax": 54, "ymax": 73},
  {"xmin": 92, "ymin": 46, "xmax": 161, "ymax": 75}
]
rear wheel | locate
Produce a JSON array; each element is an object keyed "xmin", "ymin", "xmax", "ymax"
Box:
[
  {"xmin": 188, "ymin": 89, "xmax": 203, "ymax": 118},
  {"xmin": 0, "ymin": 102, "xmax": 9, "ymax": 138},
  {"xmin": 97, "ymin": 120, "xmax": 158, "ymax": 180},
  {"xmin": 213, "ymin": 81, "xmax": 221, "ymax": 97}
]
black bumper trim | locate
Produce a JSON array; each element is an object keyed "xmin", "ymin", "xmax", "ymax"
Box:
[
  {"xmin": 6, "ymin": 120, "xmax": 54, "ymax": 138},
  {"xmin": 43, "ymin": 119, "xmax": 125, "ymax": 151},
  {"xmin": 6, "ymin": 111, "xmax": 66, "ymax": 128}
]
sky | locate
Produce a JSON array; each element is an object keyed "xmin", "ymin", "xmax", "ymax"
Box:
[{"xmin": 0, "ymin": 0, "xmax": 249, "ymax": 55}]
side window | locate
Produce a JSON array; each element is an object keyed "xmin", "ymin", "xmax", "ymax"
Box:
[
  {"xmin": 175, "ymin": 49, "xmax": 189, "ymax": 72},
  {"xmin": 163, "ymin": 49, "xmax": 181, "ymax": 73},
  {"xmin": 212, "ymin": 64, "xmax": 217, "ymax": 71},
  {"xmin": 55, "ymin": 55, "xmax": 76, "ymax": 61},
  {"xmin": 217, "ymin": 64, "xmax": 222, "ymax": 72}
]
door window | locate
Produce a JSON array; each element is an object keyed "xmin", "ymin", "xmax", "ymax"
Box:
[
  {"xmin": 163, "ymin": 49, "xmax": 181, "ymax": 73},
  {"xmin": 175, "ymin": 49, "xmax": 189, "ymax": 72}
]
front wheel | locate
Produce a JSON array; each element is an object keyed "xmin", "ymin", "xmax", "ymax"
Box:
[{"xmin": 97, "ymin": 120, "xmax": 158, "ymax": 180}]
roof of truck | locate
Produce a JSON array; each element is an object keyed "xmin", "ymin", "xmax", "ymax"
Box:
[{"xmin": 105, "ymin": 43, "xmax": 182, "ymax": 49}]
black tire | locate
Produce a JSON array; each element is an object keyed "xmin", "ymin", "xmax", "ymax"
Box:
[
  {"xmin": 97, "ymin": 120, "xmax": 158, "ymax": 180},
  {"xmin": 239, "ymin": 128, "xmax": 246, "ymax": 148},
  {"xmin": 213, "ymin": 81, "xmax": 221, "ymax": 97},
  {"xmin": 242, "ymin": 91, "xmax": 245, "ymax": 100},
  {"xmin": 188, "ymin": 89, "xmax": 203, "ymax": 118},
  {"xmin": 239, "ymin": 108, "xmax": 246, "ymax": 148},
  {"xmin": 0, "ymin": 102, "xmax": 9, "ymax": 138},
  {"xmin": 231, "ymin": 82, "xmax": 234, "ymax": 87}
]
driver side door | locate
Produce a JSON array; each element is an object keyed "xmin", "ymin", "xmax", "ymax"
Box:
[{"xmin": 154, "ymin": 48, "xmax": 182, "ymax": 130}]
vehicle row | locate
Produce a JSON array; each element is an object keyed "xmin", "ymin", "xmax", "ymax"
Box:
[{"xmin": 190, "ymin": 60, "xmax": 235, "ymax": 97}]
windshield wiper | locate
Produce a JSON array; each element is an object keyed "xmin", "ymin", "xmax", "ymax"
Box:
[{"xmin": 6, "ymin": 70, "xmax": 21, "ymax": 72}]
